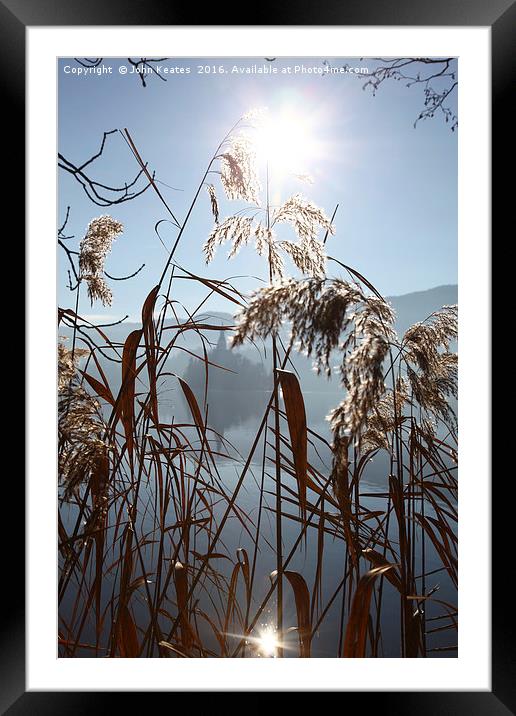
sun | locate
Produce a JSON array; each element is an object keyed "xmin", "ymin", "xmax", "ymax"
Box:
[
  {"xmin": 255, "ymin": 625, "xmax": 281, "ymax": 657},
  {"xmin": 253, "ymin": 108, "xmax": 319, "ymax": 176}
]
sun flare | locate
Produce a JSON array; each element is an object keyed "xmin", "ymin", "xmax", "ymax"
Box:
[
  {"xmin": 253, "ymin": 108, "xmax": 319, "ymax": 175},
  {"xmin": 255, "ymin": 626, "xmax": 281, "ymax": 657}
]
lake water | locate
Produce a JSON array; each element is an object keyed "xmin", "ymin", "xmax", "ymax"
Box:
[{"xmin": 59, "ymin": 387, "xmax": 457, "ymax": 658}]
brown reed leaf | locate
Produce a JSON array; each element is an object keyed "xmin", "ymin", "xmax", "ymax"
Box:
[
  {"xmin": 224, "ymin": 561, "xmax": 244, "ymax": 642},
  {"xmin": 159, "ymin": 641, "xmax": 190, "ymax": 658},
  {"xmin": 80, "ymin": 371, "xmax": 116, "ymax": 407},
  {"xmin": 284, "ymin": 571, "xmax": 312, "ymax": 657},
  {"xmin": 179, "ymin": 377, "xmax": 206, "ymax": 439},
  {"xmin": 119, "ymin": 329, "xmax": 142, "ymax": 461},
  {"xmin": 361, "ymin": 549, "xmax": 402, "ymax": 593},
  {"xmin": 276, "ymin": 370, "xmax": 307, "ymax": 521},
  {"xmin": 117, "ymin": 604, "xmax": 139, "ymax": 657},
  {"xmin": 174, "ymin": 561, "xmax": 193, "ymax": 651},
  {"xmin": 142, "ymin": 285, "xmax": 160, "ymax": 425},
  {"xmin": 343, "ymin": 565, "xmax": 394, "ymax": 657},
  {"xmin": 175, "ymin": 265, "xmax": 245, "ymax": 307},
  {"xmin": 237, "ymin": 547, "xmax": 251, "ymax": 603}
]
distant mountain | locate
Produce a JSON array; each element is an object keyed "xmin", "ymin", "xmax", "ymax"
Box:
[
  {"xmin": 59, "ymin": 284, "xmax": 458, "ymax": 415},
  {"xmin": 190, "ymin": 285, "xmax": 459, "ymax": 338},
  {"xmin": 59, "ymin": 284, "xmax": 458, "ymax": 365},
  {"xmin": 387, "ymin": 284, "xmax": 458, "ymax": 337}
]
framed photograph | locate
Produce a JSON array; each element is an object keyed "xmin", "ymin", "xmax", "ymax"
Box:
[{"xmin": 4, "ymin": 0, "xmax": 506, "ymax": 709}]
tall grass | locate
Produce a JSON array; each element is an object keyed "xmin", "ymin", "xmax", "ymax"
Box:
[{"xmin": 58, "ymin": 110, "xmax": 458, "ymax": 658}]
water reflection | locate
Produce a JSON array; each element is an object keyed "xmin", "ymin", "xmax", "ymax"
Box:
[{"xmin": 60, "ymin": 331, "xmax": 457, "ymax": 659}]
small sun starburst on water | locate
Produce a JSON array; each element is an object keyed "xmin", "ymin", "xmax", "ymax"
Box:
[{"xmin": 254, "ymin": 625, "xmax": 281, "ymax": 657}]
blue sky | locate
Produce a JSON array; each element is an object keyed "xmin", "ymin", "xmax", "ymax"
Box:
[{"xmin": 58, "ymin": 57, "xmax": 457, "ymax": 322}]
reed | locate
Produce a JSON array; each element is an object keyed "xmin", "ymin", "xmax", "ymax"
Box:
[{"xmin": 58, "ymin": 109, "xmax": 458, "ymax": 659}]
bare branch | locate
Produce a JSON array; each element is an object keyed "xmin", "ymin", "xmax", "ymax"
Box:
[
  {"xmin": 325, "ymin": 57, "xmax": 458, "ymax": 130},
  {"xmin": 104, "ymin": 263, "xmax": 146, "ymax": 281},
  {"xmin": 58, "ymin": 130, "xmax": 155, "ymax": 206}
]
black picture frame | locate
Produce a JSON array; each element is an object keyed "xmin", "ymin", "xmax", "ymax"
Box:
[{"xmin": 5, "ymin": 0, "xmax": 506, "ymax": 710}]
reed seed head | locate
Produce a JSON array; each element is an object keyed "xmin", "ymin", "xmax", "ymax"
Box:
[
  {"xmin": 220, "ymin": 134, "xmax": 260, "ymax": 203},
  {"xmin": 79, "ymin": 215, "xmax": 123, "ymax": 306}
]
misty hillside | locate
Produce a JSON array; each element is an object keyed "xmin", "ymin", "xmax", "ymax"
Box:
[
  {"xmin": 60, "ymin": 284, "xmax": 458, "ymax": 345},
  {"xmin": 387, "ymin": 284, "xmax": 457, "ymax": 337},
  {"xmin": 59, "ymin": 284, "xmax": 457, "ymax": 395}
]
